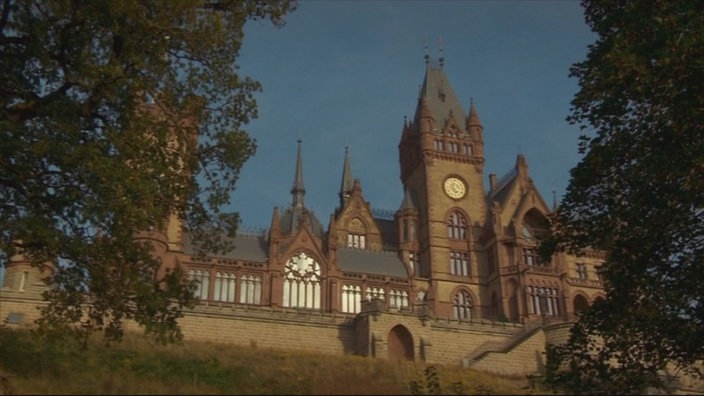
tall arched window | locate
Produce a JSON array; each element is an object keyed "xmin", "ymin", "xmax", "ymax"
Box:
[
  {"xmin": 347, "ymin": 218, "xmax": 367, "ymax": 249},
  {"xmin": 389, "ymin": 289, "xmax": 409, "ymax": 308},
  {"xmin": 240, "ymin": 274, "xmax": 261, "ymax": 304},
  {"xmin": 189, "ymin": 269, "xmax": 209, "ymax": 300},
  {"xmin": 366, "ymin": 286, "xmax": 385, "ymax": 301},
  {"xmin": 213, "ymin": 272, "xmax": 236, "ymax": 302},
  {"xmin": 341, "ymin": 284, "xmax": 362, "ymax": 313},
  {"xmin": 447, "ymin": 211, "xmax": 467, "ymax": 240},
  {"xmin": 529, "ymin": 286, "xmax": 560, "ymax": 316},
  {"xmin": 453, "ymin": 290, "xmax": 473, "ymax": 320},
  {"xmin": 283, "ymin": 252, "xmax": 321, "ymax": 309}
]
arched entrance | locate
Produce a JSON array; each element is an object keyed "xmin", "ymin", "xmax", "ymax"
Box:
[
  {"xmin": 573, "ymin": 294, "xmax": 589, "ymax": 314},
  {"xmin": 388, "ymin": 325, "xmax": 414, "ymax": 361}
]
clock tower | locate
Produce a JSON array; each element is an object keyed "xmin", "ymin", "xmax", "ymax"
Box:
[{"xmin": 399, "ymin": 55, "xmax": 488, "ymax": 318}]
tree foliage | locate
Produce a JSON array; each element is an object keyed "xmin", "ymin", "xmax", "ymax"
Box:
[
  {"xmin": 542, "ymin": 0, "xmax": 704, "ymax": 393},
  {"xmin": 0, "ymin": 0, "xmax": 296, "ymax": 343}
]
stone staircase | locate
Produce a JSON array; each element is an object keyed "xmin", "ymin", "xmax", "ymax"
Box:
[{"xmin": 462, "ymin": 319, "xmax": 545, "ymax": 368}]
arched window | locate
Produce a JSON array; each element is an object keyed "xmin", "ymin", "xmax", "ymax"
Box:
[
  {"xmin": 529, "ymin": 286, "xmax": 560, "ymax": 316},
  {"xmin": 453, "ymin": 290, "xmax": 473, "ymax": 320},
  {"xmin": 341, "ymin": 284, "xmax": 362, "ymax": 313},
  {"xmin": 240, "ymin": 274, "xmax": 261, "ymax": 304},
  {"xmin": 213, "ymin": 272, "xmax": 236, "ymax": 302},
  {"xmin": 347, "ymin": 234, "xmax": 366, "ymax": 249},
  {"xmin": 450, "ymin": 250, "xmax": 469, "ymax": 276},
  {"xmin": 366, "ymin": 286, "xmax": 385, "ymax": 301},
  {"xmin": 347, "ymin": 218, "xmax": 367, "ymax": 249},
  {"xmin": 283, "ymin": 252, "xmax": 321, "ymax": 309},
  {"xmin": 447, "ymin": 211, "xmax": 467, "ymax": 240},
  {"xmin": 189, "ymin": 269, "xmax": 209, "ymax": 300},
  {"xmin": 389, "ymin": 289, "xmax": 409, "ymax": 308}
]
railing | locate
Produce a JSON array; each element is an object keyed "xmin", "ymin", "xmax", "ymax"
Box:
[{"xmin": 565, "ymin": 277, "xmax": 603, "ymax": 288}]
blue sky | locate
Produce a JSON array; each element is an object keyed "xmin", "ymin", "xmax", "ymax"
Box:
[
  {"xmin": 230, "ymin": 0, "xmax": 596, "ymax": 230},
  {"xmin": 0, "ymin": 1, "xmax": 595, "ymax": 285}
]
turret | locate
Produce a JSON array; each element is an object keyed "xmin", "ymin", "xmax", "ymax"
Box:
[
  {"xmin": 395, "ymin": 187, "xmax": 419, "ymax": 276},
  {"xmin": 291, "ymin": 139, "xmax": 306, "ymax": 208},
  {"xmin": 339, "ymin": 146, "xmax": 354, "ymax": 209},
  {"xmin": 467, "ymin": 99, "xmax": 485, "ymax": 159},
  {"xmin": 279, "ymin": 140, "xmax": 324, "ymax": 238}
]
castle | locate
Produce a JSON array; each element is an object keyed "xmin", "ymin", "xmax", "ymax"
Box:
[{"xmin": 1, "ymin": 55, "xmax": 609, "ymax": 377}]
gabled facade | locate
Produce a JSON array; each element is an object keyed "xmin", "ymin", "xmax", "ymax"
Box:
[{"xmin": 1, "ymin": 55, "xmax": 612, "ymax": 376}]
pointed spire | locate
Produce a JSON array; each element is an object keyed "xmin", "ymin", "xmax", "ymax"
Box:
[
  {"xmin": 399, "ymin": 187, "xmax": 417, "ymax": 210},
  {"xmin": 468, "ymin": 98, "xmax": 482, "ymax": 127},
  {"xmin": 339, "ymin": 145, "xmax": 353, "ymax": 207},
  {"xmin": 270, "ymin": 207, "xmax": 280, "ymax": 233},
  {"xmin": 291, "ymin": 139, "xmax": 305, "ymax": 208},
  {"xmin": 516, "ymin": 153, "xmax": 529, "ymax": 177}
]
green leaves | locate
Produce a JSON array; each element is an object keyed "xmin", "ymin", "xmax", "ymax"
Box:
[
  {"xmin": 543, "ymin": 0, "xmax": 704, "ymax": 393},
  {"xmin": 1, "ymin": 0, "xmax": 296, "ymax": 343}
]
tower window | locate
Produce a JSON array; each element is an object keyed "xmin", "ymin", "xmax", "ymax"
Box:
[
  {"xmin": 447, "ymin": 211, "xmax": 468, "ymax": 240},
  {"xmin": 409, "ymin": 252, "xmax": 416, "ymax": 275},
  {"xmin": 522, "ymin": 247, "xmax": 539, "ymax": 266},
  {"xmin": 453, "ymin": 290, "xmax": 473, "ymax": 320},
  {"xmin": 450, "ymin": 250, "xmax": 469, "ymax": 276},
  {"xmin": 576, "ymin": 263, "xmax": 588, "ymax": 280}
]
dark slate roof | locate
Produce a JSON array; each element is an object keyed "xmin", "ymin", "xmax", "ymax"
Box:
[
  {"xmin": 279, "ymin": 206, "xmax": 325, "ymax": 238},
  {"xmin": 419, "ymin": 60, "xmax": 466, "ymax": 128},
  {"xmin": 375, "ymin": 218, "xmax": 398, "ymax": 250},
  {"xmin": 183, "ymin": 232, "xmax": 268, "ymax": 262},
  {"xmin": 337, "ymin": 248, "xmax": 408, "ymax": 278},
  {"xmin": 489, "ymin": 165, "xmax": 518, "ymax": 204}
]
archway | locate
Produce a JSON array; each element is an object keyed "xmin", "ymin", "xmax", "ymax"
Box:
[
  {"xmin": 388, "ymin": 325, "xmax": 414, "ymax": 361},
  {"xmin": 573, "ymin": 294, "xmax": 589, "ymax": 314}
]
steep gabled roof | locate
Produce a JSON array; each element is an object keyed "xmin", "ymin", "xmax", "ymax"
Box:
[
  {"xmin": 337, "ymin": 248, "xmax": 408, "ymax": 278},
  {"xmin": 183, "ymin": 232, "xmax": 268, "ymax": 262},
  {"xmin": 415, "ymin": 58, "xmax": 466, "ymax": 129},
  {"xmin": 489, "ymin": 154, "xmax": 552, "ymax": 227}
]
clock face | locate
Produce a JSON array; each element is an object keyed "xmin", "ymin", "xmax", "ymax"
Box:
[{"xmin": 443, "ymin": 177, "xmax": 466, "ymax": 199}]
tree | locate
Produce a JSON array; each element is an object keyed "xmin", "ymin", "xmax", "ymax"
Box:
[
  {"xmin": 542, "ymin": 0, "xmax": 704, "ymax": 393},
  {"xmin": 0, "ymin": 0, "xmax": 296, "ymax": 343}
]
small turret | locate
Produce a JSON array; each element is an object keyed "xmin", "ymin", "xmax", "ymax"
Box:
[
  {"xmin": 339, "ymin": 146, "xmax": 354, "ymax": 209},
  {"xmin": 291, "ymin": 139, "xmax": 305, "ymax": 208},
  {"xmin": 467, "ymin": 99, "xmax": 485, "ymax": 159}
]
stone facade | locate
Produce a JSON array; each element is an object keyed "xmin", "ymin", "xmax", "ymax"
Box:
[{"xmin": 1, "ymin": 56, "xmax": 611, "ymax": 377}]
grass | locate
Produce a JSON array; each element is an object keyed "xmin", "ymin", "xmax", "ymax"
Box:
[{"xmin": 0, "ymin": 326, "xmax": 551, "ymax": 395}]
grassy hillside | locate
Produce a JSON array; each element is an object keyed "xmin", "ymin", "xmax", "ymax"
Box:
[{"xmin": 0, "ymin": 326, "xmax": 549, "ymax": 395}]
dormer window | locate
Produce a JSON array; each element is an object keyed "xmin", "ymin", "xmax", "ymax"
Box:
[
  {"xmin": 347, "ymin": 233, "xmax": 366, "ymax": 249},
  {"xmin": 347, "ymin": 218, "xmax": 367, "ymax": 249}
]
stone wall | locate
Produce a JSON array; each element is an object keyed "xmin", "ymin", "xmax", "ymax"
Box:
[{"xmin": 0, "ymin": 290, "xmax": 560, "ymax": 374}]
